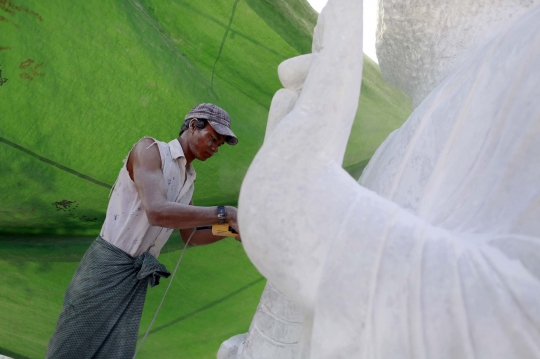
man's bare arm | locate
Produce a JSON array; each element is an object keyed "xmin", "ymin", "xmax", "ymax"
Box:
[
  {"xmin": 179, "ymin": 201, "xmax": 240, "ymax": 246},
  {"xmin": 127, "ymin": 138, "xmax": 239, "ymax": 231}
]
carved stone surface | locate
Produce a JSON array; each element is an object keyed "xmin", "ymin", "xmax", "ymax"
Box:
[
  {"xmin": 218, "ymin": 334, "xmax": 248, "ymax": 359},
  {"xmin": 218, "ymin": 283, "xmax": 303, "ymax": 359},
  {"xmin": 239, "ymin": 282, "xmax": 303, "ymax": 359}
]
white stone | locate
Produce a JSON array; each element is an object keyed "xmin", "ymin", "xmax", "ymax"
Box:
[
  {"xmin": 240, "ymin": 282, "xmax": 303, "ymax": 359},
  {"xmin": 376, "ymin": 0, "xmax": 540, "ymax": 107},
  {"xmin": 265, "ymin": 89, "xmax": 298, "ymax": 143},
  {"xmin": 277, "ymin": 55, "xmax": 315, "ymax": 92},
  {"xmin": 218, "ymin": 282, "xmax": 304, "ymax": 359},
  {"xmin": 235, "ymin": 0, "xmax": 540, "ymax": 358},
  {"xmin": 217, "ymin": 333, "xmax": 247, "ymax": 359}
]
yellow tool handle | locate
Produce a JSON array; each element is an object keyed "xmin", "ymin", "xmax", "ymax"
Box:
[{"xmin": 212, "ymin": 223, "xmax": 238, "ymax": 238}]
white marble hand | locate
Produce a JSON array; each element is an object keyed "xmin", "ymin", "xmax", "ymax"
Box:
[{"xmin": 239, "ymin": 0, "xmax": 363, "ymax": 313}]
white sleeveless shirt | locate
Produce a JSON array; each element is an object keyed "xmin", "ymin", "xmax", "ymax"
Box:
[{"xmin": 100, "ymin": 138, "xmax": 196, "ymax": 258}]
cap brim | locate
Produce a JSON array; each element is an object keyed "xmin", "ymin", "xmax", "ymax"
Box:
[{"xmin": 208, "ymin": 121, "xmax": 238, "ymax": 145}]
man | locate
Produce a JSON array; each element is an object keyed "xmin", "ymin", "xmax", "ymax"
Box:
[{"xmin": 46, "ymin": 103, "xmax": 241, "ymax": 359}]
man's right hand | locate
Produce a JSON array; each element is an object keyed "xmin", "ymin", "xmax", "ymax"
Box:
[{"xmin": 226, "ymin": 206, "xmax": 241, "ymax": 241}]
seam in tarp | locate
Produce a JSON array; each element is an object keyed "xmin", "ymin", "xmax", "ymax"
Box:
[
  {"xmin": 211, "ymin": 0, "xmax": 241, "ymax": 86},
  {"xmin": 0, "ymin": 136, "xmax": 112, "ymax": 189},
  {"xmin": 138, "ymin": 276, "xmax": 265, "ymax": 337}
]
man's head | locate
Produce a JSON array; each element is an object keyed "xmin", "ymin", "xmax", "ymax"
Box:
[
  {"xmin": 179, "ymin": 103, "xmax": 237, "ymax": 162},
  {"xmin": 179, "ymin": 103, "xmax": 238, "ymax": 145}
]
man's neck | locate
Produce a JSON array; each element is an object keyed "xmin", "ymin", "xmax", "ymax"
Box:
[{"xmin": 178, "ymin": 135, "xmax": 194, "ymax": 166}]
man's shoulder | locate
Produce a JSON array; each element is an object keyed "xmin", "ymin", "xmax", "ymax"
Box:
[
  {"xmin": 134, "ymin": 137, "xmax": 165, "ymax": 148},
  {"xmin": 131, "ymin": 137, "xmax": 172, "ymax": 156},
  {"xmin": 129, "ymin": 137, "xmax": 166, "ymax": 169}
]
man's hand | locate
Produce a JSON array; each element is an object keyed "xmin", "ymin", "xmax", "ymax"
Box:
[{"xmin": 225, "ymin": 206, "xmax": 241, "ymax": 242}]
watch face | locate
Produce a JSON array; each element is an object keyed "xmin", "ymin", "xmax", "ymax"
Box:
[{"xmin": 217, "ymin": 206, "xmax": 226, "ymax": 223}]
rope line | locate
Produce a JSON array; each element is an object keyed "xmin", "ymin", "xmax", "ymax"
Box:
[{"xmin": 133, "ymin": 229, "xmax": 196, "ymax": 358}]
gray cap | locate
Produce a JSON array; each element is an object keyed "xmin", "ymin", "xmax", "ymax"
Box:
[{"xmin": 184, "ymin": 103, "xmax": 238, "ymax": 145}]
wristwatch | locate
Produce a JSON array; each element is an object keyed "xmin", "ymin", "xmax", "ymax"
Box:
[{"xmin": 217, "ymin": 206, "xmax": 226, "ymax": 224}]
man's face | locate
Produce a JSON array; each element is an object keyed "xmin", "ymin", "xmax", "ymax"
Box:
[{"xmin": 190, "ymin": 121, "xmax": 226, "ymax": 161}]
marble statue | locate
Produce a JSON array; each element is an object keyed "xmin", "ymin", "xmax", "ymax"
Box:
[{"xmin": 221, "ymin": 0, "xmax": 540, "ymax": 358}]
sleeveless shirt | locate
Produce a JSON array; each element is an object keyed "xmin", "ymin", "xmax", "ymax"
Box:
[{"xmin": 100, "ymin": 138, "xmax": 196, "ymax": 257}]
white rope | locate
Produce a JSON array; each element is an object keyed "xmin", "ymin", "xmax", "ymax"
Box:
[{"xmin": 133, "ymin": 229, "xmax": 196, "ymax": 358}]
